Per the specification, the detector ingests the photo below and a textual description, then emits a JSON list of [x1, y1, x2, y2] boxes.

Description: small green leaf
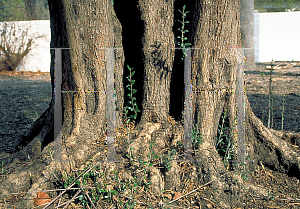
[[131, 71, 135, 76], [183, 5, 186, 10], [132, 80, 135, 85], [79, 195, 84, 201], [185, 21, 189, 24]]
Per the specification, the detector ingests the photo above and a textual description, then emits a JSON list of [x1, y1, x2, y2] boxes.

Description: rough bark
[[137, 0, 175, 124], [190, 1, 243, 207], [0, 0, 124, 207], [0, 0, 299, 208], [124, 0, 178, 195]]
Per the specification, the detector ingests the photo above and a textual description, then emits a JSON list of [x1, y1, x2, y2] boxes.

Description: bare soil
[[0, 64, 300, 208], [0, 71, 52, 156], [245, 62, 300, 134]]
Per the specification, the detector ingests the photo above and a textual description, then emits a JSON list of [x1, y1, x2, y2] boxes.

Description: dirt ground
[[0, 71, 52, 156], [238, 62, 300, 209], [0, 63, 299, 208], [246, 62, 300, 134]]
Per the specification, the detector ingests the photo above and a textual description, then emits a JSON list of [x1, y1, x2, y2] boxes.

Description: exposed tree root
[[1, 107, 300, 208], [247, 99, 300, 178]]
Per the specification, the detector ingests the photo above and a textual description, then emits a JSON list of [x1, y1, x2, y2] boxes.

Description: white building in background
[[0, 12, 299, 73], [254, 11, 300, 62], [0, 20, 50, 72]]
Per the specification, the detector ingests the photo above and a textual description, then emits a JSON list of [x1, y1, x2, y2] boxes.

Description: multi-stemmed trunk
[[0, 0, 299, 208]]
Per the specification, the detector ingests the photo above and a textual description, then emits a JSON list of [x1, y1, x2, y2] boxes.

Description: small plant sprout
[[126, 146, 134, 164], [18, 145, 31, 160], [123, 65, 140, 124], [233, 153, 252, 182], [215, 110, 235, 169], [268, 59, 274, 129], [281, 94, 285, 130], [48, 146, 54, 160], [191, 124, 204, 152], [1, 160, 7, 174], [262, 109, 267, 125], [123, 65, 140, 164], [176, 5, 192, 61]]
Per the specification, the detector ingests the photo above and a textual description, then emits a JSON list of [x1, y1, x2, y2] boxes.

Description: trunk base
[[1, 115, 300, 208]]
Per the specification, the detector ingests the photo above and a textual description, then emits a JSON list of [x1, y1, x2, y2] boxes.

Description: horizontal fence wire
[[50, 47, 247, 164]]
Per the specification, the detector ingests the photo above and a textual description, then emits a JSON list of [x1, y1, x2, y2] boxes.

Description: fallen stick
[[167, 172, 231, 204], [266, 62, 300, 70]]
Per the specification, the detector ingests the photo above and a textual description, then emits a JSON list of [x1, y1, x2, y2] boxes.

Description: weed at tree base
[[215, 109, 235, 169], [214, 109, 253, 182], [176, 5, 192, 61], [0, 160, 7, 174], [45, 5, 256, 207], [123, 65, 140, 164]]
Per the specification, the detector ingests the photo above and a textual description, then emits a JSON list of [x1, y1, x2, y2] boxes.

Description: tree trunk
[[0, 0, 299, 208], [240, 0, 255, 70], [0, 0, 125, 207]]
